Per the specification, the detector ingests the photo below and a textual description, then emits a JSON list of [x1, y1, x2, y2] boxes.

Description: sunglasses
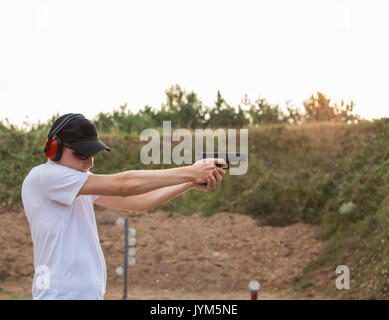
[[64, 145, 96, 160]]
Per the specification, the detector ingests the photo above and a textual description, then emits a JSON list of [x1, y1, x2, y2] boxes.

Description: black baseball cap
[[50, 113, 111, 157]]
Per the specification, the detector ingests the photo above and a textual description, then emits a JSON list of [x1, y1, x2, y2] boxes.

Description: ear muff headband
[[44, 113, 84, 161]]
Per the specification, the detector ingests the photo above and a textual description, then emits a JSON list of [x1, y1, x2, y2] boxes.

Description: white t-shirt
[[21, 161, 106, 300]]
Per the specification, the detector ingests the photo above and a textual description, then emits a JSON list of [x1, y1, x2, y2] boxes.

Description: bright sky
[[0, 0, 388, 128]]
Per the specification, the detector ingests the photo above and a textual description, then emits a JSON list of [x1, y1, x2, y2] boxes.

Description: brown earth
[[0, 208, 326, 300]]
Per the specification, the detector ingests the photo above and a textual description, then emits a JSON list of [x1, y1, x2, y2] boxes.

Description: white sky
[[0, 0, 388, 128]]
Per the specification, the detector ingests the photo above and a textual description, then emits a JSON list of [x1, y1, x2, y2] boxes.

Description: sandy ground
[[0, 208, 326, 300]]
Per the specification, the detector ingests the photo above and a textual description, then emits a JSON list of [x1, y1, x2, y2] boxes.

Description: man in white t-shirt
[[21, 113, 225, 300]]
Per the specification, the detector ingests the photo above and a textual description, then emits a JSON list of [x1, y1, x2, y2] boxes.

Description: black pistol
[[201, 152, 248, 169]]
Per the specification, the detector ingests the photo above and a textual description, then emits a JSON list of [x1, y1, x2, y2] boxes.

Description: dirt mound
[[0, 209, 325, 299]]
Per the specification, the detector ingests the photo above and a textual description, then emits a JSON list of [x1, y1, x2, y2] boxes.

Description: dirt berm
[[0, 209, 325, 299]]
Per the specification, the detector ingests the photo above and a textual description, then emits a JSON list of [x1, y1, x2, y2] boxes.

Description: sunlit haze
[[1, 0, 388, 128]]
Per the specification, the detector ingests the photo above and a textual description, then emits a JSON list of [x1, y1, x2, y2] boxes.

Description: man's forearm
[[114, 166, 194, 196], [127, 182, 193, 211]]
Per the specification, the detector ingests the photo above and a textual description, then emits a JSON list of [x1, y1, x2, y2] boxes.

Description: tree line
[[92, 84, 359, 133]]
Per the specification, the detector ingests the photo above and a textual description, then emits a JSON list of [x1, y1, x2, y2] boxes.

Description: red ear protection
[[44, 135, 63, 161], [43, 113, 84, 161]]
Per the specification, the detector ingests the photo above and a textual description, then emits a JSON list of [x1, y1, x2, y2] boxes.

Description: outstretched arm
[[94, 167, 224, 212], [78, 158, 225, 197]]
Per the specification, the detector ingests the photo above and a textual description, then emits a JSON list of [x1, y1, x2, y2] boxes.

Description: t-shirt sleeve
[[85, 194, 100, 203], [40, 164, 90, 206]]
